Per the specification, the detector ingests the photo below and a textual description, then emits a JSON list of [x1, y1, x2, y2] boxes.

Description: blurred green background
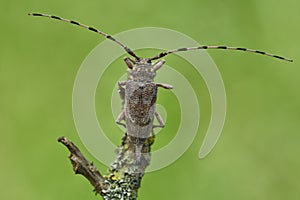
[[1, 0, 299, 199]]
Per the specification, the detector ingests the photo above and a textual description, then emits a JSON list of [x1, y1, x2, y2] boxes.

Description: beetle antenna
[[28, 13, 140, 60], [149, 45, 293, 62]]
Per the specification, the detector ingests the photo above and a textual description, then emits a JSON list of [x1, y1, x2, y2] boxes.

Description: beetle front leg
[[124, 57, 135, 69], [152, 60, 165, 71], [116, 109, 126, 128]]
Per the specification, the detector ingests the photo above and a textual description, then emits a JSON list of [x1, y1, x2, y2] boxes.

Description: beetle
[[29, 13, 292, 163]]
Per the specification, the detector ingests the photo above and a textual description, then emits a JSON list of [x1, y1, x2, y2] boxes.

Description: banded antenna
[[149, 46, 293, 62], [28, 13, 140, 60], [29, 13, 292, 63]]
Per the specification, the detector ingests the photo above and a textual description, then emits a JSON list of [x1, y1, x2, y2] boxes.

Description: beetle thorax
[[127, 59, 156, 82]]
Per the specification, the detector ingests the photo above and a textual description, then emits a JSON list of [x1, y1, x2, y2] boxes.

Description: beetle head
[[125, 58, 165, 82]]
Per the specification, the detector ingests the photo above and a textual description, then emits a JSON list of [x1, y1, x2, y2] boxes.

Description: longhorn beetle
[[29, 13, 292, 163]]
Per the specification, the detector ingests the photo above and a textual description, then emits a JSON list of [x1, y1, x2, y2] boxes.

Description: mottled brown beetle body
[[117, 58, 171, 162], [125, 81, 157, 139], [124, 59, 160, 137]]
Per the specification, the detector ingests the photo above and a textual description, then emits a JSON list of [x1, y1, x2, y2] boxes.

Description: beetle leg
[[124, 57, 135, 69], [153, 112, 165, 128], [152, 60, 165, 71], [118, 81, 127, 102], [116, 109, 126, 128], [157, 83, 173, 89]]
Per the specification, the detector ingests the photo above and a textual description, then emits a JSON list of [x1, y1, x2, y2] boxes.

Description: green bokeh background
[[1, 0, 299, 199]]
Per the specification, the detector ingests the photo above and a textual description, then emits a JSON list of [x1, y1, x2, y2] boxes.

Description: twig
[[57, 137, 105, 194], [58, 134, 154, 200]]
